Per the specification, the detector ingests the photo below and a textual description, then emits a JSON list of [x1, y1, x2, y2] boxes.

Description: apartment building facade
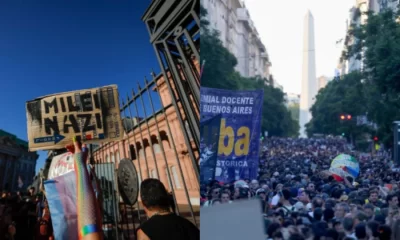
[[337, 0, 399, 75], [202, 0, 273, 82]]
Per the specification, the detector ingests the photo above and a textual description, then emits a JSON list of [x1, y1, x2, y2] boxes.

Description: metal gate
[[91, 0, 200, 239]]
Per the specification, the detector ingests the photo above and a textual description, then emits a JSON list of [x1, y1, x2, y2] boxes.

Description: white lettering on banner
[[201, 95, 221, 104], [231, 106, 252, 114], [217, 160, 248, 167], [201, 95, 256, 114], [202, 105, 254, 115], [202, 105, 232, 114], [221, 97, 254, 105], [201, 95, 255, 105]]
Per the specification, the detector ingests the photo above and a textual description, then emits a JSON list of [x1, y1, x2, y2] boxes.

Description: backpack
[[281, 205, 295, 217]]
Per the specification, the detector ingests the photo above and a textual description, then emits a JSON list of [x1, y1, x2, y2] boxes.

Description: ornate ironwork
[[142, 0, 200, 178]]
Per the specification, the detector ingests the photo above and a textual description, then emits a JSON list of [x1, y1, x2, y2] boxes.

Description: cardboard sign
[[26, 85, 123, 151]]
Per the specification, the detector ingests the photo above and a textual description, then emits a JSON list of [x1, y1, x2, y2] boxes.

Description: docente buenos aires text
[[41, 92, 104, 135], [201, 95, 255, 114]]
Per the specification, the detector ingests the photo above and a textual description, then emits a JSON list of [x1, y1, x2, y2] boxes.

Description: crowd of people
[[201, 137, 400, 240], [0, 186, 53, 240]]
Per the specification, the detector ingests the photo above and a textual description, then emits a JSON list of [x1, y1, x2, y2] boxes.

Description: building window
[[151, 169, 158, 179], [111, 152, 115, 163], [139, 149, 145, 159], [171, 166, 181, 189], [185, 121, 193, 140], [165, 168, 173, 190], [116, 152, 120, 163], [153, 144, 161, 154], [106, 154, 109, 163]]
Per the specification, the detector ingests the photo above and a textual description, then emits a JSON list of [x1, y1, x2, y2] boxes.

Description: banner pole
[[200, 60, 206, 80]]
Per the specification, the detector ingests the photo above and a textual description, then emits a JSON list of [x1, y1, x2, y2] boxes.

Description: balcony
[[260, 52, 269, 60], [237, 8, 253, 30], [255, 36, 265, 50]]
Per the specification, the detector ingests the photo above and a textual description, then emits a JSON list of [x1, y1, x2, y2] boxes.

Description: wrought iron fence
[[92, 70, 200, 239], [91, 1, 200, 239]]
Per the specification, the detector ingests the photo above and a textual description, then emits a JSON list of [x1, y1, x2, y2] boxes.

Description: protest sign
[[48, 152, 74, 179], [200, 199, 265, 240], [200, 87, 263, 182], [26, 85, 123, 151]]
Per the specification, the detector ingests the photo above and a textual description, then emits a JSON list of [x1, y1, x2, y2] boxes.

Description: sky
[[0, 0, 160, 175], [244, 0, 355, 94]]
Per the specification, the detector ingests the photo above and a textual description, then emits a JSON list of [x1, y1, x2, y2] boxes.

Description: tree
[[345, 9, 400, 147], [308, 8, 400, 147], [288, 102, 299, 123], [200, 4, 298, 137], [306, 72, 369, 141], [248, 77, 299, 137]]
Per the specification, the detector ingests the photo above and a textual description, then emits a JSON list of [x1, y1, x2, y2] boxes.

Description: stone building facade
[[0, 129, 38, 192]]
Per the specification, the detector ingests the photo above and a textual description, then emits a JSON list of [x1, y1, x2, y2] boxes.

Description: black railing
[[91, 1, 200, 239]]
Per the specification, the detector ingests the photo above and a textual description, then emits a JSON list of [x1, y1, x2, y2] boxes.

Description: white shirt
[[271, 194, 280, 206]]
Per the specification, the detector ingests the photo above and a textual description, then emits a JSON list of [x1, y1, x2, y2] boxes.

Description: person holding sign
[[66, 137, 103, 240]]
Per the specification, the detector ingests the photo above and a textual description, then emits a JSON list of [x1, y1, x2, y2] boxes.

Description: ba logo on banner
[[218, 119, 249, 156]]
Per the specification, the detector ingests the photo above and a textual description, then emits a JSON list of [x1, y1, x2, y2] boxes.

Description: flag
[[44, 168, 101, 240], [44, 171, 79, 240]]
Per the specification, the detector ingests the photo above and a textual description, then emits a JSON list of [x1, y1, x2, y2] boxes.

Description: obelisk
[[299, 10, 317, 138]]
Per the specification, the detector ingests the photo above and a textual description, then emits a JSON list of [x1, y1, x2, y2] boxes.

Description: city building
[[337, 0, 399, 75], [0, 129, 38, 192], [201, 0, 273, 82], [93, 72, 199, 206], [317, 75, 332, 91], [299, 10, 318, 138]]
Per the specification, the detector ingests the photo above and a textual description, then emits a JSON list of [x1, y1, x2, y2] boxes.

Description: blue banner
[[200, 87, 264, 182], [200, 114, 222, 183]]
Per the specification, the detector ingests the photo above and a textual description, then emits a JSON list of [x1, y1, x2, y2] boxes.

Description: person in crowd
[[386, 194, 398, 211], [136, 178, 199, 240], [201, 137, 400, 239], [220, 191, 232, 204], [367, 190, 384, 209], [202, 185, 220, 207]]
